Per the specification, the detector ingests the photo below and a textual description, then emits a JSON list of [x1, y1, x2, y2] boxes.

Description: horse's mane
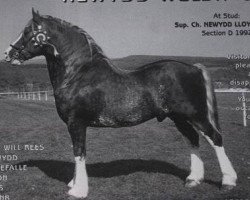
[[42, 15, 131, 73], [41, 16, 184, 74], [42, 16, 106, 63]]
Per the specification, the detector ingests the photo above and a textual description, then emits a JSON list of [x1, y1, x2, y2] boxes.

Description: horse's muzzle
[[4, 55, 22, 65], [4, 51, 24, 65], [11, 59, 22, 65]]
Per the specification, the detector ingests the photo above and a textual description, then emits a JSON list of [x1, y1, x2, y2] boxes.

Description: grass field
[[0, 93, 249, 200]]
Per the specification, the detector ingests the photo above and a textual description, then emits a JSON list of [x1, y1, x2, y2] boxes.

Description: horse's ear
[[32, 8, 41, 23]]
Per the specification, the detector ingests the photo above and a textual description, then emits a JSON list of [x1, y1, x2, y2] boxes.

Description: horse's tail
[[194, 63, 220, 131]]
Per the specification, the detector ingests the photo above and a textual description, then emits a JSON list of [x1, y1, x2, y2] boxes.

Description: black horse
[[4, 9, 237, 199]]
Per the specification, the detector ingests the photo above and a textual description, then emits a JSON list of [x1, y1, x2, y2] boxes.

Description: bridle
[[9, 22, 59, 61], [9, 44, 27, 61]]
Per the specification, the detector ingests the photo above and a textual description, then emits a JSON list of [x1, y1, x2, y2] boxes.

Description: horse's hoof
[[68, 187, 88, 199], [221, 184, 235, 191], [185, 179, 201, 188]]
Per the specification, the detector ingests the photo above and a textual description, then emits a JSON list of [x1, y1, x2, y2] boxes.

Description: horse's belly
[[90, 115, 118, 127], [90, 110, 155, 128]]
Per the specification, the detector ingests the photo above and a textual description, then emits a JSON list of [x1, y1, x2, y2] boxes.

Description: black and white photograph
[[0, 0, 249, 199]]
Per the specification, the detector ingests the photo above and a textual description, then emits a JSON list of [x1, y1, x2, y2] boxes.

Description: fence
[[0, 90, 54, 101], [215, 89, 250, 127]]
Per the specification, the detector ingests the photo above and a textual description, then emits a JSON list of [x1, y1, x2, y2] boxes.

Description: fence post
[[38, 92, 41, 101], [45, 91, 48, 101], [242, 92, 247, 127]]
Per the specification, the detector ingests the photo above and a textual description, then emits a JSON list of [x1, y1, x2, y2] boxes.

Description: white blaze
[[5, 33, 23, 53]]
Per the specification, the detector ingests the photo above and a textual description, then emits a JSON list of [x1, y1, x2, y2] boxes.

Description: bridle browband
[[10, 22, 59, 61]]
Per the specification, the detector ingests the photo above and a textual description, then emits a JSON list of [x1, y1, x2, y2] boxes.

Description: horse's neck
[[44, 33, 118, 89], [44, 35, 90, 89], [45, 56, 65, 89], [54, 29, 92, 65], [45, 54, 112, 91]]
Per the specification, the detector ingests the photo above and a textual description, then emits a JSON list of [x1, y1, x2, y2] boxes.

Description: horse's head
[[4, 8, 58, 65]]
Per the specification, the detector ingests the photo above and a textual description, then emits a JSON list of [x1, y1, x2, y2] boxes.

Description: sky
[[0, 0, 250, 59]]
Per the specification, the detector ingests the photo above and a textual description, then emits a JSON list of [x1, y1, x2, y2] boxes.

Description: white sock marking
[[214, 146, 237, 186], [68, 156, 88, 198], [204, 135, 237, 186], [187, 149, 204, 182]]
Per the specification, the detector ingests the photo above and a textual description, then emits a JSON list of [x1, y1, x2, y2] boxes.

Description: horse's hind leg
[[67, 121, 88, 198], [194, 121, 237, 189], [171, 116, 204, 187]]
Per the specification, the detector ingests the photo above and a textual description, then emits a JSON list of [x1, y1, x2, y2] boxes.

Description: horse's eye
[[14, 52, 19, 57], [24, 29, 30, 36]]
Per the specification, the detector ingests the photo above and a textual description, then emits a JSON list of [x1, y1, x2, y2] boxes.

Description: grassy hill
[[113, 55, 232, 69], [0, 55, 249, 92]]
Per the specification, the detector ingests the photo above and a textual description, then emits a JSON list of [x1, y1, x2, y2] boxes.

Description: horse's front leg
[[67, 122, 88, 198]]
